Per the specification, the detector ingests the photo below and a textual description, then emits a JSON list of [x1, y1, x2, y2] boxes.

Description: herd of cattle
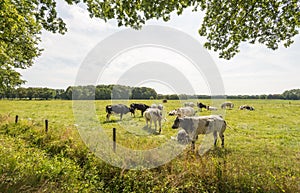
[[105, 101, 254, 150]]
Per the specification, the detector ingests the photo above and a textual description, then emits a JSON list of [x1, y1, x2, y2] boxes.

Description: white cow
[[221, 102, 234, 109], [176, 106, 195, 117], [172, 115, 227, 150], [151, 104, 164, 110], [144, 108, 163, 134], [207, 106, 218, 111], [184, 102, 195, 107], [171, 129, 190, 144]]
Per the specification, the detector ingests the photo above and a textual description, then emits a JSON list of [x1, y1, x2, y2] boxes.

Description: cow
[[144, 108, 163, 134], [221, 102, 234, 109], [171, 129, 190, 144], [207, 106, 218, 111], [106, 104, 134, 121], [184, 102, 195, 107], [151, 104, 164, 111], [239, 105, 255, 111], [168, 109, 178, 116], [197, 102, 207, 111], [172, 115, 227, 150], [176, 106, 195, 117], [130, 103, 150, 117]]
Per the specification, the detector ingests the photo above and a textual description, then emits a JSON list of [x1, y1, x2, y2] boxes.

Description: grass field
[[0, 99, 299, 192]]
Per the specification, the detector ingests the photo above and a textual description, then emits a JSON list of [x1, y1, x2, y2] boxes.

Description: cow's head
[[129, 107, 135, 114], [172, 116, 181, 129], [172, 116, 193, 131], [130, 103, 137, 109]]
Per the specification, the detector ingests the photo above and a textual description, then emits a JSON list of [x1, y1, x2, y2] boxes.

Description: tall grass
[[0, 99, 299, 192]]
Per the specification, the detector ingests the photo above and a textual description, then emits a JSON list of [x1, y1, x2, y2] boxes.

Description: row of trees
[[1, 85, 158, 100], [1, 85, 300, 100]]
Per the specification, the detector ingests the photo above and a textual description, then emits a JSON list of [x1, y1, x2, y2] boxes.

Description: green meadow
[[0, 99, 299, 192]]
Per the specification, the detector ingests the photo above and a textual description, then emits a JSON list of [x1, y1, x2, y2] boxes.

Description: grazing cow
[[172, 115, 227, 150], [151, 104, 164, 111], [221, 102, 234, 109], [168, 109, 178, 116], [130, 103, 150, 116], [176, 106, 195, 117], [207, 106, 218, 111], [106, 104, 134, 121], [239, 105, 255, 111], [171, 129, 190, 144], [197, 102, 207, 111], [144, 108, 163, 133], [184, 102, 195, 107], [162, 99, 168, 103]]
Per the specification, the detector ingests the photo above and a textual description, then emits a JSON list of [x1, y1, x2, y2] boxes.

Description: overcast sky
[[20, 1, 300, 95]]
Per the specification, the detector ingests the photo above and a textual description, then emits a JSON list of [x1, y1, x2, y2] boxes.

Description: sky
[[20, 0, 300, 95]]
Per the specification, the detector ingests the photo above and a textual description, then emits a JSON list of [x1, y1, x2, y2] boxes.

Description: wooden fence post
[[45, 119, 48, 133], [113, 128, 116, 152], [15, 115, 18, 124]]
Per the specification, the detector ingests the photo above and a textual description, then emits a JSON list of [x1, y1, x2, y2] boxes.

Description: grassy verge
[[0, 99, 299, 192]]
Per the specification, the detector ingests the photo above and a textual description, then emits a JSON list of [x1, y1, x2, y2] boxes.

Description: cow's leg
[[154, 121, 157, 132], [220, 133, 225, 147], [213, 131, 218, 146], [106, 113, 110, 121], [120, 113, 123, 120], [191, 141, 195, 151], [141, 110, 144, 117], [158, 120, 161, 134], [145, 117, 149, 127]]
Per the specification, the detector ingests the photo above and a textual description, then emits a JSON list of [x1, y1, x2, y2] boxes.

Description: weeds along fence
[[14, 115, 49, 133], [12, 114, 118, 152]]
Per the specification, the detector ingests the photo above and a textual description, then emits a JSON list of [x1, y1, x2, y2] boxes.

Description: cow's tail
[[225, 122, 238, 131]]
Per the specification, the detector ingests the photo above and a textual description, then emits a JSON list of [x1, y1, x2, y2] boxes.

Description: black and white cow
[[197, 102, 207, 111], [168, 109, 178, 116], [106, 104, 134, 121], [172, 115, 227, 150], [130, 103, 150, 117], [239, 105, 255, 111]]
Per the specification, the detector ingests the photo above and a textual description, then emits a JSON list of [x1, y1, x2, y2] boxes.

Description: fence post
[[15, 115, 18, 124], [45, 119, 48, 133], [113, 128, 116, 152]]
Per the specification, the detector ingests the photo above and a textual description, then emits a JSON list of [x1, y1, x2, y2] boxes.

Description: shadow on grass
[[103, 120, 120, 124], [204, 146, 232, 158], [142, 125, 161, 135]]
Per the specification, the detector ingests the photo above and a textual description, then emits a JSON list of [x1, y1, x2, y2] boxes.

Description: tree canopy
[[1, 0, 299, 92], [83, 0, 300, 59], [0, 0, 67, 93]]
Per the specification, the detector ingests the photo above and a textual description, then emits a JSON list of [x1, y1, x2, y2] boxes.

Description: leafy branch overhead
[[82, 0, 300, 59], [0, 0, 299, 92]]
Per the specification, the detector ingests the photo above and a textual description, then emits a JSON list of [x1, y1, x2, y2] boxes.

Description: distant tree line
[[1, 85, 299, 100], [0, 85, 158, 100]]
